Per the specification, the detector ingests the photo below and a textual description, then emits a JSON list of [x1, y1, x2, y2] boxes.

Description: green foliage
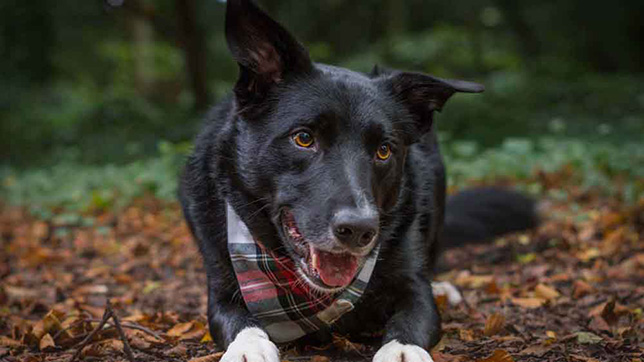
[[1, 141, 192, 213], [2, 137, 641, 213], [443, 137, 644, 203]]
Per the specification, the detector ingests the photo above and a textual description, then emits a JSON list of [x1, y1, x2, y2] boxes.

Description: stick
[[69, 304, 113, 362], [86, 319, 163, 341], [107, 301, 136, 362]]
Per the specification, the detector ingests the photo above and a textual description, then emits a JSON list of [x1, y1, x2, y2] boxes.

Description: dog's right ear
[[226, 0, 312, 108]]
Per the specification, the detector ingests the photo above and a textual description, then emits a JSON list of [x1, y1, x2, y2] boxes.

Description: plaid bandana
[[227, 203, 380, 343]]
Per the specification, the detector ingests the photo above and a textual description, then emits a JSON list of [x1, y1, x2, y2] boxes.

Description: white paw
[[431, 281, 463, 305], [373, 340, 434, 362], [221, 327, 280, 362]]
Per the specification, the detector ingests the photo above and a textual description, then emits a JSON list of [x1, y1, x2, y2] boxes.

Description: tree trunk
[[175, 0, 209, 111], [128, 0, 153, 96]]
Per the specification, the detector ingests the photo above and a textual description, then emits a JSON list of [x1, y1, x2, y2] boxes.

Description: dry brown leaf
[[101, 339, 124, 353], [484, 313, 506, 337], [32, 310, 65, 340], [535, 284, 560, 301], [4, 286, 39, 300], [38, 333, 55, 352], [188, 352, 224, 362], [476, 349, 515, 362], [518, 345, 551, 357], [572, 280, 594, 298], [201, 331, 213, 343], [454, 272, 494, 288], [570, 353, 601, 362], [431, 352, 467, 362], [164, 344, 188, 357], [310, 356, 330, 362], [183, 321, 207, 340], [459, 329, 475, 342], [511, 297, 545, 309], [332, 334, 365, 353], [129, 335, 151, 350], [0, 336, 22, 348], [545, 331, 557, 344], [167, 321, 196, 337], [434, 294, 448, 313], [485, 281, 501, 295]]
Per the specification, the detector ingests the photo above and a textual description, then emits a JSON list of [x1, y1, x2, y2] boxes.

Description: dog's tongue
[[310, 247, 359, 287]]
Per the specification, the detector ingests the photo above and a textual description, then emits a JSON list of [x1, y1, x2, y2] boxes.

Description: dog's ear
[[226, 0, 312, 106], [378, 71, 484, 134]]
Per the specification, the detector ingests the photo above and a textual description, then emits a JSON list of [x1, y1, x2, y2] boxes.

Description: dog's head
[[225, 0, 483, 292]]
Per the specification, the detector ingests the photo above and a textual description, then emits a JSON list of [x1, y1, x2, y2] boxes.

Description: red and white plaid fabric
[[227, 204, 380, 343]]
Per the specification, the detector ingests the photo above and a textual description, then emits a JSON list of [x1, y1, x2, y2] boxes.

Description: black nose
[[332, 209, 378, 248]]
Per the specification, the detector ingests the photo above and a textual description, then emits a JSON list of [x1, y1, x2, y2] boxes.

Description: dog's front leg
[[373, 276, 440, 362], [221, 327, 279, 362], [207, 279, 279, 362]]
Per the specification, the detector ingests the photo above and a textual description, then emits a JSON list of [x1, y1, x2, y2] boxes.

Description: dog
[[179, 1, 538, 361]]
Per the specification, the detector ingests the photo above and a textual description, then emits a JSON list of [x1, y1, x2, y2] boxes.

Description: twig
[[69, 304, 113, 362], [108, 301, 136, 362], [87, 318, 163, 341]]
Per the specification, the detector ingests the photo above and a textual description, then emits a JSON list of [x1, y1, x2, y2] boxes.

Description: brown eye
[[376, 143, 392, 161], [293, 131, 314, 148]]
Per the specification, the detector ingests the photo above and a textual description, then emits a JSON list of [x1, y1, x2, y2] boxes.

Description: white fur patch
[[431, 281, 463, 305], [373, 340, 434, 362], [221, 327, 280, 362]]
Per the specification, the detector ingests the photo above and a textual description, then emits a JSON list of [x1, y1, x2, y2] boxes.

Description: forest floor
[[1, 170, 642, 362]]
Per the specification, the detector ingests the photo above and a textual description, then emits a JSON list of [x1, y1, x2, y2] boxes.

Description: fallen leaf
[[167, 321, 196, 337], [476, 349, 514, 362], [511, 297, 545, 309], [545, 330, 557, 344], [201, 331, 213, 343], [164, 344, 188, 357], [459, 329, 475, 342], [518, 345, 551, 357], [572, 280, 593, 298], [589, 315, 610, 332], [484, 313, 505, 337], [39, 333, 56, 351], [310, 356, 330, 362], [188, 352, 224, 362], [535, 284, 560, 301], [431, 352, 467, 362], [434, 294, 448, 313], [575, 331, 603, 344], [332, 334, 365, 353], [517, 253, 536, 264], [101, 339, 124, 353], [31, 310, 65, 341], [485, 281, 501, 295], [454, 272, 494, 288], [570, 354, 601, 362], [0, 336, 22, 348]]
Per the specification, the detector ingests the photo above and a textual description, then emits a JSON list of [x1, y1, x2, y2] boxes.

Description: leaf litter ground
[[1, 172, 642, 362]]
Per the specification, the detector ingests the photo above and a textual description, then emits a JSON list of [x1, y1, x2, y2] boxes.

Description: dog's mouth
[[280, 209, 361, 291]]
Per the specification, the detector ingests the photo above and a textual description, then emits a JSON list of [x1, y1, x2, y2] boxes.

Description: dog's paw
[[373, 340, 433, 362], [221, 327, 280, 362], [431, 281, 463, 305]]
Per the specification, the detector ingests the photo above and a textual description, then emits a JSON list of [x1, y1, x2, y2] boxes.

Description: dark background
[[1, 0, 642, 209]]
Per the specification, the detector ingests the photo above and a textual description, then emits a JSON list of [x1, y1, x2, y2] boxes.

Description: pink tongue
[[310, 247, 359, 287]]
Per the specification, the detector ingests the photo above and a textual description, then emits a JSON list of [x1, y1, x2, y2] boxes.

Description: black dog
[[179, 1, 537, 361]]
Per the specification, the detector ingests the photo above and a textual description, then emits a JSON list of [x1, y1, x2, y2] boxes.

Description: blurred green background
[[1, 0, 643, 211]]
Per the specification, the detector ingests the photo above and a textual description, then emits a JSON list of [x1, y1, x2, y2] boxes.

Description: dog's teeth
[[311, 249, 318, 268]]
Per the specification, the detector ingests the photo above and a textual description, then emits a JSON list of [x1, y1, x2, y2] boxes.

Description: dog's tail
[[442, 187, 539, 248]]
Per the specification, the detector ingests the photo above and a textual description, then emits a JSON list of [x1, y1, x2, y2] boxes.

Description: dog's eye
[[376, 143, 392, 161], [293, 131, 314, 148]]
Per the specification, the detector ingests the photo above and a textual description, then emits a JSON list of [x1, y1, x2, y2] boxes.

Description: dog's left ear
[[226, 0, 313, 107], [377, 71, 484, 134]]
